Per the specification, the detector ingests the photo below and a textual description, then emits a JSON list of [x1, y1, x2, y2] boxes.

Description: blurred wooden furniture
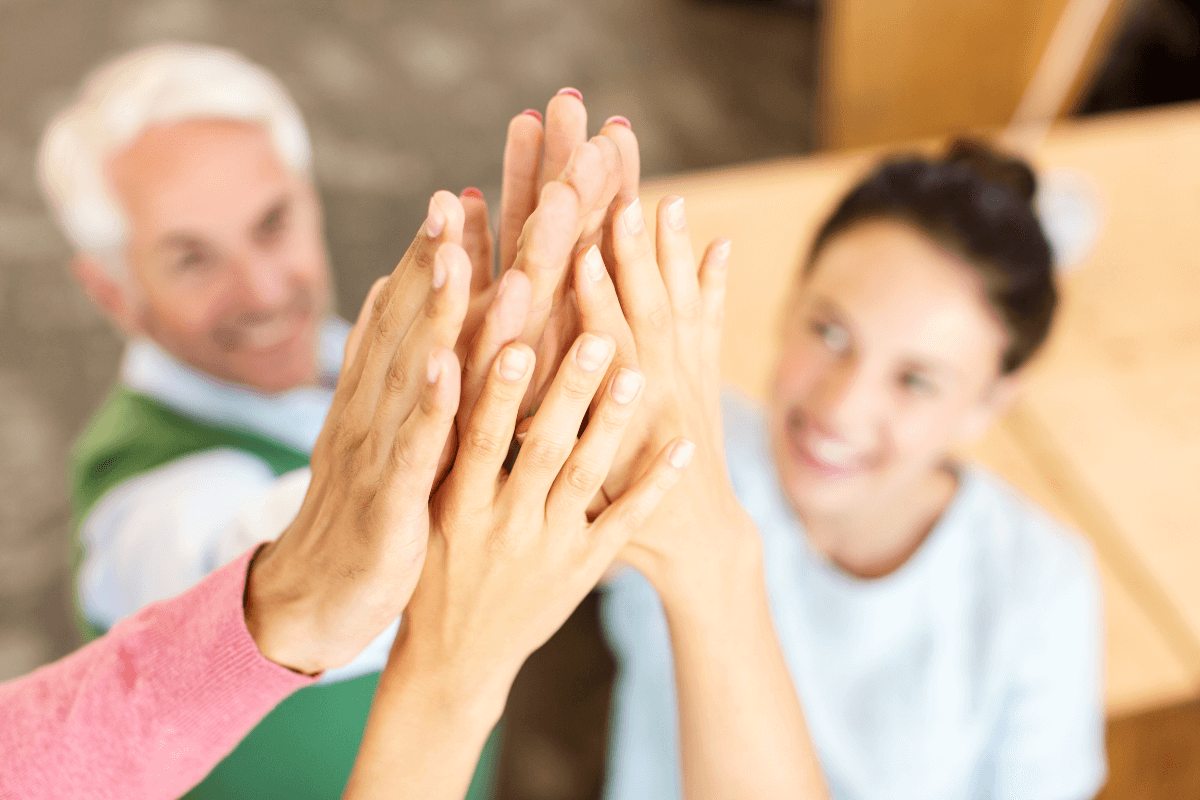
[[640, 100, 1200, 794], [818, 0, 1128, 149]]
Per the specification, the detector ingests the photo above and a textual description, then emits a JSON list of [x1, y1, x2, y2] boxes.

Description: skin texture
[[81, 119, 332, 393], [771, 218, 1017, 578]]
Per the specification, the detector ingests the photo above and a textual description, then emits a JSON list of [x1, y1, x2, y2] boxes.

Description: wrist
[[383, 621, 513, 731], [650, 510, 766, 615], [243, 541, 326, 676]]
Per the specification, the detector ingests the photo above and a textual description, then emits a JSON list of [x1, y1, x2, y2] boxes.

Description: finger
[[589, 438, 693, 555], [597, 119, 641, 270], [573, 244, 638, 400], [369, 242, 472, 455], [573, 136, 624, 254], [499, 110, 543, 274], [460, 187, 494, 291], [510, 180, 582, 346], [598, 116, 640, 206], [610, 197, 673, 364], [508, 332, 615, 500], [698, 238, 732, 402], [342, 276, 388, 377], [546, 365, 644, 522], [459, 269, 532, 440], [541, 88, 588, 190], [336, 191, 466, 427], [380, 347, 461, 519], [655, 195, 703, 353], [448, 342, 536, 505]]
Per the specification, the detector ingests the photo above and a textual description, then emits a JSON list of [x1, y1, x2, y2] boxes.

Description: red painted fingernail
[[557, 87, 583, 101], [522, 108, 543, 122], [604, 115, 631, 129], [461, 187, 483, 200]]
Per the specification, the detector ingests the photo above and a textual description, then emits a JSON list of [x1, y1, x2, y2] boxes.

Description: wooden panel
[[818, 0, 1124, 149], [967, 419, 1198, 716], [1013, 104, 1200, 656]]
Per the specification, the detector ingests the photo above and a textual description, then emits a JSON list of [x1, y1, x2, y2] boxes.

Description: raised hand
[[243, 191, 472, 677], [343, 327, 691, 800], [576, 194, 829, 799]]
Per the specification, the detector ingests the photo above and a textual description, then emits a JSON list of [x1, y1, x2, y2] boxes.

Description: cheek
[[772, 339, 825, 402], [887, 399, 973, 466]]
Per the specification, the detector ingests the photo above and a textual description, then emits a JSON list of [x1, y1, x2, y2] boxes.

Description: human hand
[[396, 328, 692, 715], [243, 191, 473, 676], [575, 193, 755, 592]]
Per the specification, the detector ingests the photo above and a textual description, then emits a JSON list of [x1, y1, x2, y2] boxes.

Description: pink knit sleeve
[[0, 546, 316, 800]]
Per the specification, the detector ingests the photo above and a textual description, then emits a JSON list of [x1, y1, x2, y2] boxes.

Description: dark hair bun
[[945, 138, 1038, 203]]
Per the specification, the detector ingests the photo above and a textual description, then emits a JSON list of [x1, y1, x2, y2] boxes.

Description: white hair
[[37, 42, 312, 277]]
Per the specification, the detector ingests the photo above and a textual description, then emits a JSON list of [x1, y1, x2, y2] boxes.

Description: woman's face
[[771, 219, 1015, 520]]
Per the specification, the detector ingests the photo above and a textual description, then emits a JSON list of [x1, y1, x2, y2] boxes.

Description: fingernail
[[557, 87, 583, 101], [515, 429, 528, 443], [425, 196, 445, 238], [712, 238, 732, 263], [499, 347, 529, 381], [666, 197, 686, 231], [427, 352, 442, 384], [610, 368, 642, 405], [583, 245, 605, 282], [623, 198, 644, 234], [461, 187, 483, 200], [522, 108, 543, 122], [432, 250, 448, 290], [668, 439, 695, 469], [604, 115, 631, 129], [576, 334, 613, 372]]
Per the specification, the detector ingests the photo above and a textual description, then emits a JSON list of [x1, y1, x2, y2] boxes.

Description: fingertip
[[662, 195, 686, 233], [708, 238, 732, 265], [667, 438, 696, 470], [497, 343, 534, 382]]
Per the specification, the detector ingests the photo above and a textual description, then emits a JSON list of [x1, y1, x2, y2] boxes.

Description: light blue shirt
[[601, 391, 1106, 800]]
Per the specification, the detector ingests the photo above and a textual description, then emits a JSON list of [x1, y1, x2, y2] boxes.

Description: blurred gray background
[[0, 0, 817, 702]]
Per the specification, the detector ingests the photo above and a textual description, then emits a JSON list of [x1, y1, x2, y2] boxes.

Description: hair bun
[[944, 138, 1037, 203]]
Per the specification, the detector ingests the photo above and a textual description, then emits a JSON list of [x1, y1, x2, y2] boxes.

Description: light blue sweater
[[602, 391, 1106, 800]]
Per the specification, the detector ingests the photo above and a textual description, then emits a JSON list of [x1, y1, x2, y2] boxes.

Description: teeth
[[244, 316, 293, 349], [811, 438, 858, 468]]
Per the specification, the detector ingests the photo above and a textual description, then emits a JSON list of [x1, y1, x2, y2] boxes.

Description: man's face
[[108, 118, 331, 393]]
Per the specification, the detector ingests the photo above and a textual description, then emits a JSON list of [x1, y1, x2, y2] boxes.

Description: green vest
[[71, 386, 499, 800]]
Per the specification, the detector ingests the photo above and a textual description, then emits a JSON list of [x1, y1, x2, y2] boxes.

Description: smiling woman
[[601, 141, 1106, 800]]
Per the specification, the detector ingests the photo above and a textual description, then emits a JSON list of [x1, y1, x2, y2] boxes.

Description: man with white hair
[[39, 42, 504, 799]]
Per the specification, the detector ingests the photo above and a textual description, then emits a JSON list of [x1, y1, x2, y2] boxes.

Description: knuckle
[[464, 426, 509, 462], [563, 459, 602, 495], [383, 357, 412, 397], [559, 375, 598, 405], [522, 436, 565, 474], [676, 292, 703, 322], [645, 298, 673, 332]]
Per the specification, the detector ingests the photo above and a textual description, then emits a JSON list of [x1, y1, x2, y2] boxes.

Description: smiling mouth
[[785, 409, 869, 478]]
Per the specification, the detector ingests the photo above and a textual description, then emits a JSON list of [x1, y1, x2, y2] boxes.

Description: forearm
[[342, 628, 512, 800], [0, 548, 312, 800], [656, 527, 828, 800]]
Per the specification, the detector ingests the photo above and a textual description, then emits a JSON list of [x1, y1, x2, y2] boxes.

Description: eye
[[899, 370, 937, 395], [811, 320, 850, 354], [175, 248, 211, 272], [256, 203, 289, 243]]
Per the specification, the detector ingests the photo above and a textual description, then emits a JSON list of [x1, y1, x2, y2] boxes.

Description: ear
[[71, 255, 145, 337], [956, 373, 1021, 442]]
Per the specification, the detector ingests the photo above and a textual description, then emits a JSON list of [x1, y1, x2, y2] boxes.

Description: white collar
[[120, 317, 349, 454]]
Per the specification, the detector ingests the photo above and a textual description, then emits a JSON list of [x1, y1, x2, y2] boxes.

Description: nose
[[230, 247, 289, 312], [807, 356, 882, 440]]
